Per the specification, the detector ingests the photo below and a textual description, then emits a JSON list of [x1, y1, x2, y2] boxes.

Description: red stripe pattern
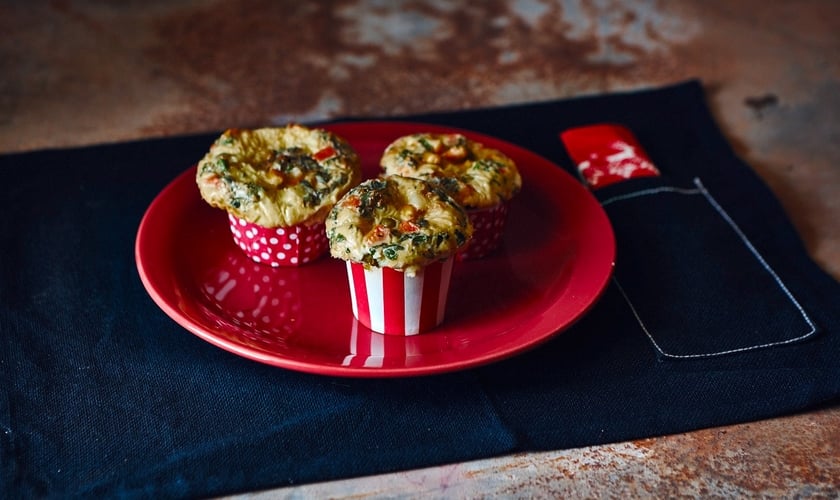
[[346, 259, 454, 335]]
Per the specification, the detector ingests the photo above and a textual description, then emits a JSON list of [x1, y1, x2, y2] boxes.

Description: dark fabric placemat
[[2, 80, 838, 498]]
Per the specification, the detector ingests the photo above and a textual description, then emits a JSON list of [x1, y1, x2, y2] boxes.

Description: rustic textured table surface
[[3, 1, 838, 497]]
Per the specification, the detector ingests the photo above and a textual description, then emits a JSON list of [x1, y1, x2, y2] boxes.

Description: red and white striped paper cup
[[345, 259, 455, 335], [227, 214, 329, 267], [458, 201, 510, 260]]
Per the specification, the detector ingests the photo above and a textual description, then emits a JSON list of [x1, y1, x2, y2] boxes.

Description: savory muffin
[[379, 132, 520, 259], [379, 132, 521, 210], [196, 125, 361, 227], [195, 125, 361, 266], [326, 175, 473, 277]]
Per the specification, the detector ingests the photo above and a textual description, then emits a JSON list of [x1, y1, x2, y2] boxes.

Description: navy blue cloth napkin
[[2, 80, 839, 498]]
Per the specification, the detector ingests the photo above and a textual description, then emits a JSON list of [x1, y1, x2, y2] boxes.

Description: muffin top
[[379, 133, 521, 209], [196, 125, 361, 227], [326, 175, 473, 275]]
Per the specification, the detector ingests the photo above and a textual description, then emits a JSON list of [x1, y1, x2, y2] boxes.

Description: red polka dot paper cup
[[458, 201, 510, 260], [345, 259, 455, 336], [228, 214, 329, 267]]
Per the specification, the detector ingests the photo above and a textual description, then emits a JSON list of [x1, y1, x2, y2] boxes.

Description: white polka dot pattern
[[201, 251, 303, 343], [227, 214, 328, 267], [458, 201, 510, 260]]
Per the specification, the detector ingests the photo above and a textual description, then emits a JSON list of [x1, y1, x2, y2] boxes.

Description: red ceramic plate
[[135, 122, 615, 377]]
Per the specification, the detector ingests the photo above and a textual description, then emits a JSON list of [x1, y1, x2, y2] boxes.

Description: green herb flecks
[[275, 147, 320, 174], [436, 177, 461, 197], [328, 230, 346, 246], [314, 170, 333, 189], [298, 180, 322, 207], [200, 157, 229, 176], [358, 180, 388, 217], [228, 181, 261, 209], [471, 159, 504, 172], [409, 234, 429, 247], [380, 243, 404, 260], [397, 148, 418, 167]]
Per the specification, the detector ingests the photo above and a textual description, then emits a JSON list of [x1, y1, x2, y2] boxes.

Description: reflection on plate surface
[[135, 121, 615, 377]]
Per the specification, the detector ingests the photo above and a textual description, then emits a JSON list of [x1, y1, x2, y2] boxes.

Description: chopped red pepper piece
[[312, 146, 336, 162], [398, 220, 420, 233], [342, 194, 361, 207], [365, 224, 390, 244]]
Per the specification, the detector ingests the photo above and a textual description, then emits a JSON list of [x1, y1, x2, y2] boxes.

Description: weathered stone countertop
[[3, 1, 838, 497]]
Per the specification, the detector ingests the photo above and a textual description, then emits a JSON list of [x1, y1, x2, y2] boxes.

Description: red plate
[[135, 122, 615, 377]]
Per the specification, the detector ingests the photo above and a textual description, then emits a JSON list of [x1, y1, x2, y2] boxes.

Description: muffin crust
[[196, 125, 361, 227]]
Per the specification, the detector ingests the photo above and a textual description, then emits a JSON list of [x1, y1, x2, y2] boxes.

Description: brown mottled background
[[3, 0, 839, 279], [2, 0, 838, 496]]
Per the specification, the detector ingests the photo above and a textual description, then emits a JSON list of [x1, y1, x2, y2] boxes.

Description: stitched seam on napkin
[[601, 185, 701, 206], [603, 177, 818, 359]]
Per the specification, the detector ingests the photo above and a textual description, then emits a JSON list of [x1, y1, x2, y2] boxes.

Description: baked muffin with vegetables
[[380, 132, 521, 259], [326, 175, 472, 335], [196, 125, 361, 266]]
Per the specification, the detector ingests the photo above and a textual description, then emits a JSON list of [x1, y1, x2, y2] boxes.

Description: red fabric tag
[[560, 124, 660, 189]]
